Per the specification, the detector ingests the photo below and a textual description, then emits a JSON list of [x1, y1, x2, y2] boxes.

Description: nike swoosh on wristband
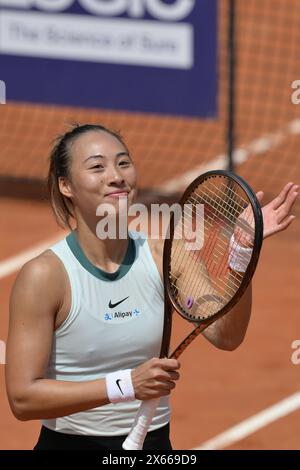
[[116, 379, 124, 395], [109, 296, 129, 309]]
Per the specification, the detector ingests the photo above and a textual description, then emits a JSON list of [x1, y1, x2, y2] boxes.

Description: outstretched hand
[[256, 182, 299, 239]]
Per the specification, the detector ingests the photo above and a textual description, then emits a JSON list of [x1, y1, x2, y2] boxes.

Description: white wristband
[[105, 369, 135, 404], [228, 234, 253, 273]]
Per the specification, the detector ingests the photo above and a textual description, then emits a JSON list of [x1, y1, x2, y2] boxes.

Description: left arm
[[202, 182, 299, 350], [149, 234, 252, 351], [201, 277, 252, 351]]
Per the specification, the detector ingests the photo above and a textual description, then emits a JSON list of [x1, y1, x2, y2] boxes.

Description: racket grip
[[122, 398, 160, 450]]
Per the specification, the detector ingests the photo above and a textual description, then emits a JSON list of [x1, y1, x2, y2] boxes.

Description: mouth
[[104, 190, 129, 198]]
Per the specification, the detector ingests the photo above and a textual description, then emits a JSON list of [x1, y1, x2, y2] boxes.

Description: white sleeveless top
[[42, 231, 170, 436]]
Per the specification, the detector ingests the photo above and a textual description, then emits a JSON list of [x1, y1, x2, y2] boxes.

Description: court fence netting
[[0, 1, 299, 225]]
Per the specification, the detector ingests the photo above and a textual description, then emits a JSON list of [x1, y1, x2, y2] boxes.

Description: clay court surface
[[1, 0, 300, 450], [0, 195, 299, 450]]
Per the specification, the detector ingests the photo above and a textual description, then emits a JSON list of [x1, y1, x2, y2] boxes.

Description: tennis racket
[[123, 170, 263, 450]]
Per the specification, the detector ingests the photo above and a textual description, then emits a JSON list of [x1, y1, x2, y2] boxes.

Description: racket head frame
[[162, 169, 264, 330]]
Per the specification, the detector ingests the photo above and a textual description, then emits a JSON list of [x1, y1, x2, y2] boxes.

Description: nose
[[107, 164, 125, 186]]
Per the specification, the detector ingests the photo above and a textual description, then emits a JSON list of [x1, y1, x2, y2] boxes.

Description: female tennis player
[[5, 124, 298, 450]]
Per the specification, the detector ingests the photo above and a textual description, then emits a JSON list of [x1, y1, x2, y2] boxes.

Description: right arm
[[5, 253, 179, 421]]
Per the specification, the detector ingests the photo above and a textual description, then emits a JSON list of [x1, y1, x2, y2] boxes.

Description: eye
[[91, 164, 104, 170], [119, 160, 131, 167]]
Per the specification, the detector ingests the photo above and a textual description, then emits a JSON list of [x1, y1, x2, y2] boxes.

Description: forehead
[[71, 130, 127, 159]]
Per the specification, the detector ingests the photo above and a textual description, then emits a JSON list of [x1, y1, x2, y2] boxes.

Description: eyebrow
[[84, 152, 129, 163]]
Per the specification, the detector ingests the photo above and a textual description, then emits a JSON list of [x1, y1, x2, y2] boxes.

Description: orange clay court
[[0, 184, 300, 451], [1, 0, 300, 450]]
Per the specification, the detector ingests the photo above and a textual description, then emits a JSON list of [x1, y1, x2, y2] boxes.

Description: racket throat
[[170, 323, 208, 359]]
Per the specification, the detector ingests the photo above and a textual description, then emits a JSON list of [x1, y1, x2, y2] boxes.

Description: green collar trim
[[66, 231, 136, 281]]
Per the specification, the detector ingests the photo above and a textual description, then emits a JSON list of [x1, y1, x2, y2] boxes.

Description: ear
[[58, 176, 73, 199]]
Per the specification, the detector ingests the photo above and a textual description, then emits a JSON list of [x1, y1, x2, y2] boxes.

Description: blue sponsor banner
[[0, 0, 217, 117]]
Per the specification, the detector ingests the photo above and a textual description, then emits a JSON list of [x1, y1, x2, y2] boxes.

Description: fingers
[[255, 191, 264, 204], [276, 184, 299, 221], [155, 380, 177, 392], [270, 182, 297, 210], [275, 214, 296, 233], [158, 358, 180, 371], [151, 358, 180, 381], [132, 357, 181, 401], [152, 387, 174, 398], [169, 371, 180, 381], [155, 369, 180, 381]]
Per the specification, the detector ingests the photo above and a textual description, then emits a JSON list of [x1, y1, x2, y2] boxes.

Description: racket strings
[[169, 177, 256, 321], [178, 196, 236, 306], [174, 186, 255, 261], [174, 185, 253, 246], [172, 211, 251, 284], [192, 185, 254, 274], [173, 204, 235, 267], [170, 238, 241, 288], [190, 186, 251, 228], [172, 198, 248, 287], [172, 209, 232, 290], [191, 181, 248, 216], [190, 186, 255, 275], [170, 238, 239, 314], [195, 187, 254, 236]]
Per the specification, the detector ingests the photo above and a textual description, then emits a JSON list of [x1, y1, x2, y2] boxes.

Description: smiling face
[[58, 130, 137, 226]]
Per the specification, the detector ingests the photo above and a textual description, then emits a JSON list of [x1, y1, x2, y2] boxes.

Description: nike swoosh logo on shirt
[[109, 296, 129, 309], [116, 379, 124, 395]]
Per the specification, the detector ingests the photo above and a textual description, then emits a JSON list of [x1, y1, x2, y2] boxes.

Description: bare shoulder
[[14, 249, 64, 285], [147, 237, 164, 256], [7, 251, 67, 395], [11, 249, 66, 311], [147, 237, 164, 279]]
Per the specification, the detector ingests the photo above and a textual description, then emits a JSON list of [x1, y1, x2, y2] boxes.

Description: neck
[[74, 219, 129, 273]]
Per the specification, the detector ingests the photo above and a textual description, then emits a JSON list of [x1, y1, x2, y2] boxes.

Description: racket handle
[[122, 398, 160, 450]]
